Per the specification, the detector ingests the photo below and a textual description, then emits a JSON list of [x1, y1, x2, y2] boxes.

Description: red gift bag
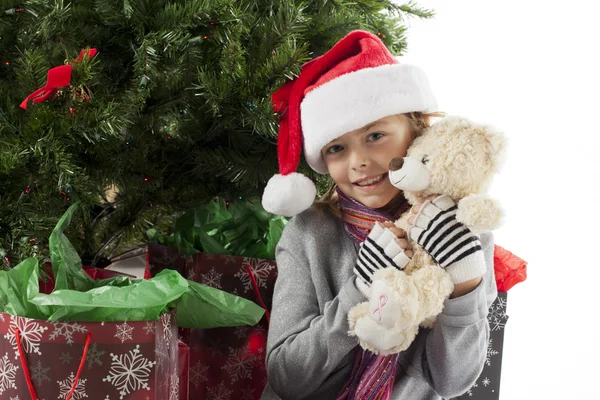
[[0, 310, 181, 400], [147, 244, 276, 400]]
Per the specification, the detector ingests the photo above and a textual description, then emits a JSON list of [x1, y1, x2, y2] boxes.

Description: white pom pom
[[262, 173, 317, 217]]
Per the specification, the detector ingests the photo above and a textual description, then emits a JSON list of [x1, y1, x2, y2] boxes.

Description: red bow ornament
[[20, 48, 97, 110]]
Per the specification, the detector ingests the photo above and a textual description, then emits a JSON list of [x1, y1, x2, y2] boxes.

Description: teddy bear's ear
[[483, 127, 508, 173]]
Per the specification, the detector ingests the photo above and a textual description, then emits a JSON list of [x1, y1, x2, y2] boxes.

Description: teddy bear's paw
[[354, 315, 417, 355], [367, 279, 403, 329], [347, 302, 371, 333], [369, 270, 421, 329], [456, 194, 505, 233]]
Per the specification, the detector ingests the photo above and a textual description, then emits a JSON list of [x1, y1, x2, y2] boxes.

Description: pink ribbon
[[372, 294, 389, 322]]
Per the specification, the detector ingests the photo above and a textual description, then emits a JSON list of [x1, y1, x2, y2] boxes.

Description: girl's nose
[[352, 162, 367, 170], [389, 157, 404, 171], [351, 156, 369, 170], [350, 150, 369, 170]]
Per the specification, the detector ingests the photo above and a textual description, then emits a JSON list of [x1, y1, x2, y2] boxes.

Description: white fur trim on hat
[[301, 63, 437, 174], [261, 172, 317, 217]]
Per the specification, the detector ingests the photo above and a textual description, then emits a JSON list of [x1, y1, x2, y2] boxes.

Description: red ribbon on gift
[[493, 244, 528, 292], [20, 48, 97, 110]]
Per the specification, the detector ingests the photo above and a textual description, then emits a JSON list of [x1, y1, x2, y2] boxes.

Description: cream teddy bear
[[348, 116, 507, 355]]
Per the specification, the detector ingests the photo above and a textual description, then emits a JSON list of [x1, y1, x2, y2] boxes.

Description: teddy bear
[[347, 115, 508, 355]]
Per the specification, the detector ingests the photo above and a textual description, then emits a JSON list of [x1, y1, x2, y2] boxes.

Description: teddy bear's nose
[[389, 157, 404, 171]]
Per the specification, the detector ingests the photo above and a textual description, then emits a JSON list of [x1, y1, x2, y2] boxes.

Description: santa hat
[[262, 30, 438, 217]]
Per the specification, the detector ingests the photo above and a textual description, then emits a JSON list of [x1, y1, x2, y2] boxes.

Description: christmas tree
[[0, 0, 434, 268]]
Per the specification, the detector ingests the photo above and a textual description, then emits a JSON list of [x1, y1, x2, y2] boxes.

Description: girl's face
[[321, 114, 414, 209]]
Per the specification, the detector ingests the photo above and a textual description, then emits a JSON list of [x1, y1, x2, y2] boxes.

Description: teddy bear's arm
[[456, 193, 504, 233]]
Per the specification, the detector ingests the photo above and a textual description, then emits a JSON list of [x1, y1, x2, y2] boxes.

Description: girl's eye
[[326, 144, 344, 154], [368, 132, 384, 141]]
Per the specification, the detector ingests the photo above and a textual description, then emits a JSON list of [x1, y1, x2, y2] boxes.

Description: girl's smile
[[352, 172, 389, 191]]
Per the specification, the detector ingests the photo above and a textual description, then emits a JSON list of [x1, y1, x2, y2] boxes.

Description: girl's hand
[[407, 194, 438, 226], [379, 221, 413, 258]]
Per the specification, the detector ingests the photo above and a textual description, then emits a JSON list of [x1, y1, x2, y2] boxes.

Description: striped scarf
[[336, 187, 410, 400], [337, 187, 409, 246]]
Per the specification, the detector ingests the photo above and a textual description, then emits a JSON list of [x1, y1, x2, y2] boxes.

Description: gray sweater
[[261, 206, 497, 400]]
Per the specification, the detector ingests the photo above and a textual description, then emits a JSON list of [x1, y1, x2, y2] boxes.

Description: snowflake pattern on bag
[[30, 360, 51, 387], [103, 345, 157, 399], [234, 258, 275, 293], [206, 381, 233, 400], [201, 268, 223, 289], [4, 316, 48, 359], [86, 343, 105, 369], [221, 344, 257, 384], [486, 338, 500, 366], [160, 313, 172, 349], [190, 361, 209, 389], [143, 321, 155, 335], [0, 353, 19, 394], [114, 322, 134, 343], [49, 322, 87, 346], [57, 372, 87, 399], [168, 371, 179, 400], [59, 352, 72, 365], [233, 326, 248, 339], [488, 295, 508, 331]]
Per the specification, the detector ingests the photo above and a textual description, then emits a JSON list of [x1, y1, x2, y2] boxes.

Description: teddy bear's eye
[[421, 156, 429, 164]]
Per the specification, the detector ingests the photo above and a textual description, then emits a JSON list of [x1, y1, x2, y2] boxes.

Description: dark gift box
[[452, 244, 527, 399], [453, 291, 509, 399]]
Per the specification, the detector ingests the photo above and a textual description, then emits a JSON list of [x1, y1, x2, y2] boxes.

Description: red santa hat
[[262, 30, 437, 217]]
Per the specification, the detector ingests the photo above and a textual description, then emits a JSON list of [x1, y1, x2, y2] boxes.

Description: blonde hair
[[312, 111, 446, 218]]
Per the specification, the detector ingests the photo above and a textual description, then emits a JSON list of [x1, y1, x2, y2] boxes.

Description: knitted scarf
[[335, 187, 410, 400]]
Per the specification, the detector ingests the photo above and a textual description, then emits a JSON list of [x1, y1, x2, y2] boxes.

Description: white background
[[397, 1, 600, 398]]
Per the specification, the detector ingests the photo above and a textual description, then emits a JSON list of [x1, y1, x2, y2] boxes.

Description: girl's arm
[[451, 276, 483, 298], [264, 215, 365, 400], [398, 231, 497, 398]]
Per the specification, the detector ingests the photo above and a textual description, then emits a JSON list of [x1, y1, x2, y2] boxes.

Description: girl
[[261, 30, 497, 400]]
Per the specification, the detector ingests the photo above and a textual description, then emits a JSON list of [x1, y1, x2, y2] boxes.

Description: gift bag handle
[[15, 327, 92, 400], [244, 264, 271, 324]]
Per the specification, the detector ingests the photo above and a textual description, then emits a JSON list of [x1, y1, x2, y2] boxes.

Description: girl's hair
[[312, 111, 446, 218]]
